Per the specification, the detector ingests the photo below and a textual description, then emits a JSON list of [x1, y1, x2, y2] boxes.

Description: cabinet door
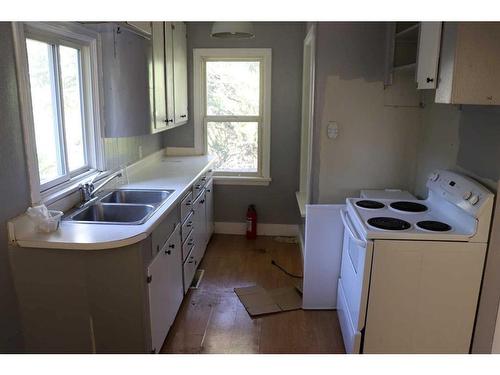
[[205, 179, 214, 246], [172, 22, 189, 125], [151, 22, 167, 133], [164, 225, 183, 328], [147, 224, 183, 353], [416, 22, 442, 89], [192, 193, 206, 263], [164, 22, 175, 125], [453, 22, 500, 105]]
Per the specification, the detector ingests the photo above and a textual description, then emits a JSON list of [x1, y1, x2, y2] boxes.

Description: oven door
[[339, 208, 374, 332]]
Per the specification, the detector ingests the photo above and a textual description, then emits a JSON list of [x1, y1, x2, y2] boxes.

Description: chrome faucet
[[80, 171, 123, 203]]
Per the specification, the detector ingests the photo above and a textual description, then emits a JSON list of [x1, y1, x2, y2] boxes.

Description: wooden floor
[[161, 234, 345, 354]]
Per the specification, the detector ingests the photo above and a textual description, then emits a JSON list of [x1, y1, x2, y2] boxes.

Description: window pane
[[60, 46, 86, 172], [207, 122, 258, 172], [26, 39, 64, 184], [206, 61, 260, 116]]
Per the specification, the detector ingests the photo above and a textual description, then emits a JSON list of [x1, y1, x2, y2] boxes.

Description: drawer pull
[[185, 200, 192, 206], [165, 250, 171, 255], [180, 114, 187, 118], [169, 244, 175, 249], [186, 221, 193, 227]]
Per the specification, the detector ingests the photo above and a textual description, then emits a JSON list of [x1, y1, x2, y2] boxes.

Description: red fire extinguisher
[[246, 204, 257, 239]]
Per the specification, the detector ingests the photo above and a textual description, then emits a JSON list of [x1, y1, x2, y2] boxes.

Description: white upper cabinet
[[385, 22, 442, 90], [151, 22, 168, 133], [172, 22, 189, 125], [126, 22, 152, 36], [416, 22, 442, 89], [150, 22, 189, 133], [436, 22, 500, 105]]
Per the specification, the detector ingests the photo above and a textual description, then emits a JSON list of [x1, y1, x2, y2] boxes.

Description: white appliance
[[303, 204, 344, 309], [360, 189, 416, 200], [337, 170, 494, 354]]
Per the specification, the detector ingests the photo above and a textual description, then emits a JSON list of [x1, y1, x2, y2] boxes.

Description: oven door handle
[[340, 208, 366, 247]]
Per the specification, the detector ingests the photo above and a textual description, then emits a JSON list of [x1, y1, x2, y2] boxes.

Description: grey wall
[[311, 22, 422, 204], [0, 22, 31, 352], [414, 90, 500, 353], [164, 22, 305, 224], [415, 91, 499, 196]]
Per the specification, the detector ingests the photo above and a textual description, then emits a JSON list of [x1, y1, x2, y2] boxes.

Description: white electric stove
[[337, 170, 494, 354]]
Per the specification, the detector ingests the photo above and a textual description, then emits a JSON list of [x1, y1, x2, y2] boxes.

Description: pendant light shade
[[210, 22, 255, 39]]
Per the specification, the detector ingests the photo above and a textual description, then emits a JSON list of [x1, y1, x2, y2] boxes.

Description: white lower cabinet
[[147, 224, 183, 353], [192, 191, 206, 262], [204, 179, 214, 247]]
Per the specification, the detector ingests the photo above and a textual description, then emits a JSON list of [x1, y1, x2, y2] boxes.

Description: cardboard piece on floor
[[234, 285, 302, 317]]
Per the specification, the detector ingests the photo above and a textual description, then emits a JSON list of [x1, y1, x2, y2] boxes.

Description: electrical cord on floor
[[271, 259, 303, 279]]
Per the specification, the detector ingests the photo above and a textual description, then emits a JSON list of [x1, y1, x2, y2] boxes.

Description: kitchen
[[2, 0, 500, 372]]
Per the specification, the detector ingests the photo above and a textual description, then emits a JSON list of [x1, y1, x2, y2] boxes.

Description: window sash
[[205, 117, 262, 176], [25, 32, 92, 192], [202, 57, 265, 176]]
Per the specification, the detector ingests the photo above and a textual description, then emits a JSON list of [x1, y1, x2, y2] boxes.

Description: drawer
[[192, 178, 205, 199], [181, 212, 194, 242], [151, 205, 180, 258], [180, 191, 193, 223], [337, 279, 362, 354], [182, 229, 195, 262], [183, 248, 198, 293]]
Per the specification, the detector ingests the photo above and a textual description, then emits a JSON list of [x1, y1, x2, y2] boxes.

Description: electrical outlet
[[327, 121, 339, 139]]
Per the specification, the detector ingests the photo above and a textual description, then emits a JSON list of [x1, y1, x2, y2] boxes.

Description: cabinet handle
[[188, 239, 194, 245], [165, 250, 171, 255], [186, 222, 192, 227], [169, 243, 175, 249], [185, 200, 192, 206], [200, 199, 205, 204], [166, 118, 173, 123], [207, 189, 211, 193], [426, 77, 434, 83], [180, 114, 187, 118]]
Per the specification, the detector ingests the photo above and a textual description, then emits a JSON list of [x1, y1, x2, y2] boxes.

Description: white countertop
[[10, 154, 216, 250]]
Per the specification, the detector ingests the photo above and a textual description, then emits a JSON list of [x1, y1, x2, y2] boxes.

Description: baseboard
[[214, 222, 299, 237]]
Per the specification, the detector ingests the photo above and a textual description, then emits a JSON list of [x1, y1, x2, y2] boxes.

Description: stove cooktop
[[345, 198, 475, 240]]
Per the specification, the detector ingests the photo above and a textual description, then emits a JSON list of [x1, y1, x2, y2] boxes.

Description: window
[[13, 23, 103, 203], [193, 49, 272, 185]]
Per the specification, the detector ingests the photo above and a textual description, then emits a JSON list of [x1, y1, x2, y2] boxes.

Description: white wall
[[312, 23, 421, 203]]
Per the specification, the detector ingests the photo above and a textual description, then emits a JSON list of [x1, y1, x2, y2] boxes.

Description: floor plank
[[161, 234, 345, 354]]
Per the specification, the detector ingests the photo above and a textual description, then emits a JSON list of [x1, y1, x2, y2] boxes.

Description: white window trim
[[12, 22, 105, 205], [193, 48, 272, 186]]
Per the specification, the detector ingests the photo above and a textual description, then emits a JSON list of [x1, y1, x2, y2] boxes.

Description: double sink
[[66, 189, 174, 225]]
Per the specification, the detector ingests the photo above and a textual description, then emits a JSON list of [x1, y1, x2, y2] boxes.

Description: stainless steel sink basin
[[66, 189, 175, 225], [69, 203, 155, 224], [99, 189, 173, 205]]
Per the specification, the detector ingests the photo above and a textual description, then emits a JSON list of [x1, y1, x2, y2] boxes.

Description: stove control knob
[[428, 172, 439, 181], [463, 191, 472, 200], [469, 195, 480, 205]]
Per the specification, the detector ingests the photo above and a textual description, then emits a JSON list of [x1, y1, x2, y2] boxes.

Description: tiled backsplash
[[104, 133, 163, 171]]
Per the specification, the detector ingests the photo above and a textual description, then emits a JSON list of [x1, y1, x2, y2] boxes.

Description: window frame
[[12, 22, 105, 204], [193, 48, 272, 186]]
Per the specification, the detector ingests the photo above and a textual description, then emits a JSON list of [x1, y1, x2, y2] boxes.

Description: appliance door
[[363, 240, 487, 354], [339, 208, 374, 332]]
